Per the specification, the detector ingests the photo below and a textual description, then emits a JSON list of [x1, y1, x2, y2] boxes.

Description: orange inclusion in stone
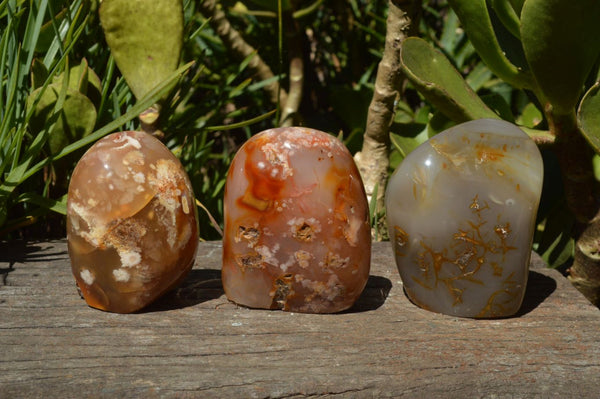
[[475, 143, 506, 163], [238, 140, 286, 211], [222, 127, 371, 313], [67, 131, 199, 313]]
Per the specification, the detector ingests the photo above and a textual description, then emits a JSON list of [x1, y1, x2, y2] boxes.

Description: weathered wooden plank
[[1, 240, 599, 398]]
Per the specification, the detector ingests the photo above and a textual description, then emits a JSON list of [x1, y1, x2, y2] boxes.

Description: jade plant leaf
[[508, 0, 524, 15], [521, 0, 600, 114], [448, 0, 533, 89], [426, 112, 456, 138], [390, 124, 429, 161], [578, 83, 600, 154], [517, 102, 543, 129], [99, 0, 183, 99], [399, 37, 499, 123], [28, 85, 97, 155], [52, 59, 102, 106], [490, 0, 521, 39]]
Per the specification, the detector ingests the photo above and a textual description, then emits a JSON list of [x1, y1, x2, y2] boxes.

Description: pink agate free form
[[67, 131, 199, 313], [222, 127, 371, 313]]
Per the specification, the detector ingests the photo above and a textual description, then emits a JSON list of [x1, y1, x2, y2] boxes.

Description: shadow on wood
[[516, 270, 557, 317], [145, 270, 393, 314], [0, 240, 68, 285], [2, 241, 600, 397], [143, 269, 225, 312], [345, 274, 392, 313]]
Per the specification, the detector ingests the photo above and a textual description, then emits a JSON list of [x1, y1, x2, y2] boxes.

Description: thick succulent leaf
[[426, 112, 456, 138], [480, 93, 514, 122], [448, 0, 533, 89], [390, 124, 429, 159], [99, 0, 183, 99], [399, 37, 499, 123], [508, 0, 524, 15], [53, 59, 89, 94], [28, 85, 97, 155], [517, 102, 543, 129], [84, 63, 103, 107], [30, 59, 48, 89], [50, 60, 102, 108], [578, 83, 600, 154], [465, 62, 493, 92], [490, 0, 521, 38], [521, 0, 600, 114]]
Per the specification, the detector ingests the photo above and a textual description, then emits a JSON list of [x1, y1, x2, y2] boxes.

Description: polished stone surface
[[386, 119, 544, 317], [222, 127, 371, 313], [67, 131, 198, 313]]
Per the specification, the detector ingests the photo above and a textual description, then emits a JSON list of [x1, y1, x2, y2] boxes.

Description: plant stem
[[198, 0, 288, 108], [547, 105, 600, 306], [354, 0, 419, 236], [279, 9, 304, 127], [548, 107, 597, 223]]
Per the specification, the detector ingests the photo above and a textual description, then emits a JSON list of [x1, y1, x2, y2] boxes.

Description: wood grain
[[1, 240, 599, 398]]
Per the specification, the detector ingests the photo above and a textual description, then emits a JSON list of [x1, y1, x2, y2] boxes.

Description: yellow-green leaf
[[99, 0, 183, 99]]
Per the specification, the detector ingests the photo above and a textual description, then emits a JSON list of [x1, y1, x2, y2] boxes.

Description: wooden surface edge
[[1, 240, 599, 398]]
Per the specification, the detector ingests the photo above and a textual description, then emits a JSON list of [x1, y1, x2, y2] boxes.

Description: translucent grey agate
[[386, 119, 544, 318]]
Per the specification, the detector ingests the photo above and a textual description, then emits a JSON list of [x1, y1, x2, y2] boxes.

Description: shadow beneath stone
[[515, 270, 557, 317], [0, 241, 68, 285], [143, 269, 224, 312], [344, 275, 393, 313], [399, 269, 556, 319]]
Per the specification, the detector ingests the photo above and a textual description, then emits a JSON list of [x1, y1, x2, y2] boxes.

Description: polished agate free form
[[67, 131, 199, 313], [222, 127, 371, 313], [386, 119, 544, 318]]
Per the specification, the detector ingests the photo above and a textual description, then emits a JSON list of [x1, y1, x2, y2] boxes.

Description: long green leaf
[[17, 192, 67, 215], [22, 0, 48, 85], [205, 109, 277, 131]]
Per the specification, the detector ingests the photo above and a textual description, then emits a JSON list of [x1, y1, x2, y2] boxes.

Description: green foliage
[[521, 0, 600, 114], [399, 37, 499, 122], [448, 0, 533, 89], [0, 0, 190, 237], [579, 84, 600, 153], [27, 61, 98, 156], [99, 0, 183, 100], [0, 0, 390, 239], [7, 0, 598, 255]]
